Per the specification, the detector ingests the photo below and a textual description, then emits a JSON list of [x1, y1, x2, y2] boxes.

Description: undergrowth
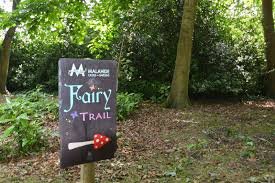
[[0, 89, 142, 159]]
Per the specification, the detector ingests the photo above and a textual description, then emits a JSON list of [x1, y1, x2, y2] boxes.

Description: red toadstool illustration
[[68, 134, 111, 150]]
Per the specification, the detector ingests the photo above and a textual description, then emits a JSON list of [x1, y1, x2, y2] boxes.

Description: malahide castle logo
[[68, 64, 86, 77]]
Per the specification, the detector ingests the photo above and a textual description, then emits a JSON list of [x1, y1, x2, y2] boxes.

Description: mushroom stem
[[68, 140, 94, 150]]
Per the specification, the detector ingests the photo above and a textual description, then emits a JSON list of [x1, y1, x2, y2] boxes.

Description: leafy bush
[[0, 114, 45, 155], [119, 80, 170, 102], [150, 85, 170, 103], [7, 0, 266, 98], [190, 0, 265, 97], [114, 0, 265, 97], [0, 89, 141, 158], [239, 136, 256, 159], [117, 93, 143, 120], [8, 37, 93, 92], [0, 88, 58, 156]]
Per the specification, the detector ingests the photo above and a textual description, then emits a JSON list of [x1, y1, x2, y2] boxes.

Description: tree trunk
[[262, 0, 275, 97], [166, 0, 198, 109], [0, 27, 16, 94], [0, 0, 20, 94]]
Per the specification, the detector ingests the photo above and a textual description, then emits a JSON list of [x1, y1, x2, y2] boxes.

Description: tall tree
[[0, 0, 20, 94], [262, 0, 275, 97], [166, 0, 198, 109]]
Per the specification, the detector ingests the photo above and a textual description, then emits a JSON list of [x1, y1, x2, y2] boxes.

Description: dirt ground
[[0, 99, 274, 183]]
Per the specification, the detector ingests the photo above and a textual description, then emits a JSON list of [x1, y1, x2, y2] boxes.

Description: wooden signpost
[[58, 59, 117, 182]]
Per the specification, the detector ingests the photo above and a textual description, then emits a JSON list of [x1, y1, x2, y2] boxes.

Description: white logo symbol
[[68, 64, 86, 77]]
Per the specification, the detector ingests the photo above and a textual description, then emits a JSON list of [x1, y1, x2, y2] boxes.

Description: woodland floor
[[0, 99, 274, 183]]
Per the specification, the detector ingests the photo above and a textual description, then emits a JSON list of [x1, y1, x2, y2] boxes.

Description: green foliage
[[187, 139, 208, 151], [113, 0, 180, 83], [0, 88, 58, 156], [164, 157, 193, 180], [190, 0, 265, 97], [0, 89, 141, 158], [239, 136, 256, 159], [186, 139, 209, 160], [0, 114, 45, 154], [151, 85, 170, 103], [0, 8, 13, 29], [119, 80, 170, 102], [116, 92, 143, 120], [87, 0, 124, 58], [8, 36, 92, 91], [3, 0, 269, 99], [0, 0, 89, 42], [3, 0, 94, 91], [111, 0, 266, 98]]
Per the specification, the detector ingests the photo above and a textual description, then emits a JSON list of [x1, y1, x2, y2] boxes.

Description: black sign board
[[58, 58, 117, 168]]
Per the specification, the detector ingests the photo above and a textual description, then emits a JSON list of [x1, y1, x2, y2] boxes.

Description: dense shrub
[[8, 37, 93, 92], [0, 88, 58, 157], [114, 0, 265, 98], [190, 0, 265, 97], [116, 92, 143, 120], [119, 80, 169, 102], [0, 89, 142, 158], [6, 0, 266, 98]]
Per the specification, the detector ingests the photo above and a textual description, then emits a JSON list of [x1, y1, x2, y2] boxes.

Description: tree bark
[[0, 0, 20, 94], [262, 0, 275, 97], [166, 0, 198, 109]]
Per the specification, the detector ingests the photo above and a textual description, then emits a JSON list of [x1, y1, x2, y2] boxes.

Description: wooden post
[[80, 163, 95, 183]]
